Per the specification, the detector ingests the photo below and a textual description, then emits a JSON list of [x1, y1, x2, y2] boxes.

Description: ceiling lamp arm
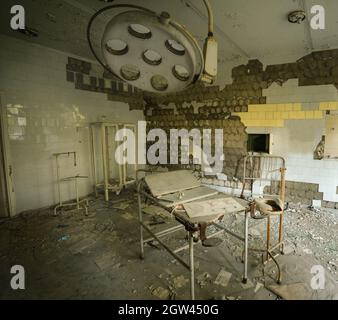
[[203, 0, 214, 35], [86, 4, 156, 79], [201, 0, 218, 84]]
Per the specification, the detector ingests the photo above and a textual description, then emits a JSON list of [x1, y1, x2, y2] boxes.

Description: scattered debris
[[283, 245, 295, 255], [95, 220, 115, 232], [121, 212, 134, 220], [268, 283, 312, 300], [57, 224, 69, 229], [214, 269, 232, 288], [303, 248, 313, 255], [68, 236, 96, 254], [148, 215, 165, 226], [240, 278, 254, 290], [254, 282, 264, 293], [112, 202, 130, 211], [197, 272, 212, 288], [58, 235, 70, 241], [142, 205, 169, 220], [249, 228, 261, 237], [94, 252, 116, 270], [173, 275, 189, 289], [151, 287, 170, 300]]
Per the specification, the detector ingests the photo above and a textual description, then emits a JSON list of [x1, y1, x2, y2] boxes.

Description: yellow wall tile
[[248, 105, 262, 112], [289, 111, 297, 119], [265, 112, 274, 120], [289, 111, 306, 119], [319, 102, 329, 110], [248, 104, 277, 112], [329, 102, 338, 110], [273, 112, 281, 120], [242, 119, 284, 128], [257, 112, 266, 120], [292, 103, 302, 111], [275, 120, 284, 127], [267, 104, 278, 112], [305, 111, 314, 119], [313, 110, 323, 119], [284, 104, 293, 112], [276, 104, 285, 112], [281, 112, 290, 120], [234, 112, 244, 119]]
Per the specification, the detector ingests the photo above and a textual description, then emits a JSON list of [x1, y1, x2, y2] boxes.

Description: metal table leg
[[137, 191, 144, 260], [243, 211, 249, 284], [189, 231, 195, 300]]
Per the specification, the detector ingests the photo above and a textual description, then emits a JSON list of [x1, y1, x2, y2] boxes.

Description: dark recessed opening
[[247, 134, 270, 153]]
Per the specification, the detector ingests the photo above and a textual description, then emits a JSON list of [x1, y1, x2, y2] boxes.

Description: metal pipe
[[137, 181, 145, 259], [101, 124, 109, 201], [144, 225, 184, 243], [203, 0, 214, 35], [243, 211, 249, 283], [140, 221, 190, 270], [189, 231, 195, 300]]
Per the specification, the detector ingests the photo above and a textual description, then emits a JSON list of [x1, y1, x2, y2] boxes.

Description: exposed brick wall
[[264, 181, 323, 205], [146, 114, 248, 179]]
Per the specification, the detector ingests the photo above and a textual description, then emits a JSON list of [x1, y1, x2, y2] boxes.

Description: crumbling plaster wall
[[256, 79, 338, 204], [0, 35, 144, 215], [145, 49, 338, 206]]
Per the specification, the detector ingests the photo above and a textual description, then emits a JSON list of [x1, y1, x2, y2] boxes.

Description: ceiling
[[1, 0, 338, 65]]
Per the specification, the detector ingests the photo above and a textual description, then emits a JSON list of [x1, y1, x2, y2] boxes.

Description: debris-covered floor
[[0, 189, 337, 300]]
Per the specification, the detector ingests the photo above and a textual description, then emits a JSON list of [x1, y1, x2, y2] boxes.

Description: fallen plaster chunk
[[142, 205, 169, 219], [112, 203, 130, 210], [216, 173, 227, 181], [312, 200, 322, 208], [94, 252, 116, 270], [254, 282, 264, 293], [197, 272, 212, 288], [214, 269, 232, 288], [151, 287, 170, 300], [173, 275, 189, 289], [283, 245, 295, 255], [249, 228, 261, 238], [268, 283, 312, 300], [121, 212, 134, 220], [68, 236, 97, 254]]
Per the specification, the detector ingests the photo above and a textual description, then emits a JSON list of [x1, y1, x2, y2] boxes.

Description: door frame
[[0, 93, 16, 217]]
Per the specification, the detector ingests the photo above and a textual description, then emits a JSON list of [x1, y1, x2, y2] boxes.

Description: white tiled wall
[[0, 35, 144, 215], [246, 78, 338, 203]]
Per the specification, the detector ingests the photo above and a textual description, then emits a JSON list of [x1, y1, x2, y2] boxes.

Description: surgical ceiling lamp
[[87, 1, 218, 93]]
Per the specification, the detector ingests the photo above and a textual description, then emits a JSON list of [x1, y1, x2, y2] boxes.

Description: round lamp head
[[101, 10, 204, 93]]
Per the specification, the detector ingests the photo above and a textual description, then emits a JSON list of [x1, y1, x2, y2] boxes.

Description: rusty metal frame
[[242, 154, 286, 284]]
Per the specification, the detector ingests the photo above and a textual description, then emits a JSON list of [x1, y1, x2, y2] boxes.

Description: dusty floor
[[0, 188, 337, 300]]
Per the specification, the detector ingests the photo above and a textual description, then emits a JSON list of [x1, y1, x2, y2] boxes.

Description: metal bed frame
[[136, 169, 252, 300]]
